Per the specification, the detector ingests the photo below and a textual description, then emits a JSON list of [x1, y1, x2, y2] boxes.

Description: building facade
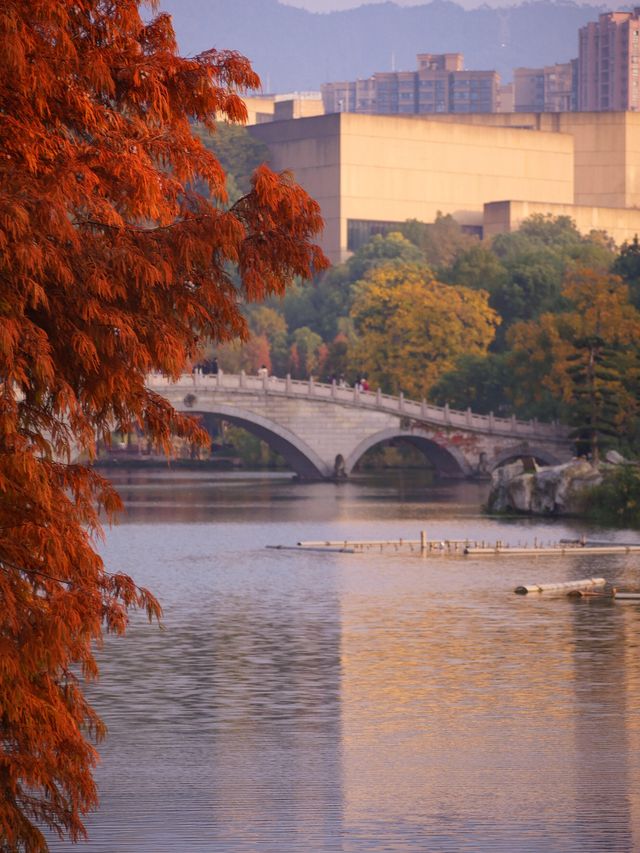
[[578, 9, 640, 110], [514, 62, 577, 113], [250, 113, 574, 263], [249, 111, 640, 263], [425, 110, 640, 209], [321, 54, 499, 116]]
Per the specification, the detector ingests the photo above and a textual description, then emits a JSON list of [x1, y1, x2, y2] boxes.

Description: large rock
[[488, 458, 602, 515]]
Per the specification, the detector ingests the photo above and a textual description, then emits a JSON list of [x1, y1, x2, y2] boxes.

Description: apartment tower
[[321, 54, 499, 115], [578, 9, 640, 110]]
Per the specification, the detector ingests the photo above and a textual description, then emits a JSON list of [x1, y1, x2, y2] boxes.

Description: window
[[347, 219, 406, 252]]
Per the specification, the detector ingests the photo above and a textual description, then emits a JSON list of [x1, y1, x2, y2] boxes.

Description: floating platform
[[465, 544, 640, 556], [567, 588, 640, 601], [267, 544, 355, 553], [514, 577, 606, 595], [295, 535, 640, 557], [266, 534, 640, 568], [297, 537, 473, 554]]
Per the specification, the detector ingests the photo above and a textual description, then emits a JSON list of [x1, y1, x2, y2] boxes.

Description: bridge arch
[[189, 404, 330, 480], [344, 428, 471, 478], [488, 443, 564, 472]]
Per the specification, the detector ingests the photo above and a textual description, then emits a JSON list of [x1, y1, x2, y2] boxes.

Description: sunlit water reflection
[[49, 471, 640, 852]]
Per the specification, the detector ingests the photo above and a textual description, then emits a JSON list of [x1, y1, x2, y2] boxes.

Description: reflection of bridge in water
[[149, 372, 572, 481]]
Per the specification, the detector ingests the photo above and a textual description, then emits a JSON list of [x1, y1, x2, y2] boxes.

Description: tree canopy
[[612, 236, 640, 308], [277, 230, 428, 343], [440, 214, 616, 348], [349, 263, 498, 399], [0, 1, 326, 849], [507, 269, 640, 455], [192, 121, 270, 203], [399, 213, 478, 272]]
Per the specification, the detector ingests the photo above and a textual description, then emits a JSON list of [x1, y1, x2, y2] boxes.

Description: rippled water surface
[[50, 471, 640, 852]]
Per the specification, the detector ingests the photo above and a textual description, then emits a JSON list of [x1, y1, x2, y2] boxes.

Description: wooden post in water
[[420, 530, 427, 555]]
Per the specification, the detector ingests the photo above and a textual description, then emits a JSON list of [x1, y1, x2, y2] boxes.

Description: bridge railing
[[147, 371, 567, 440]]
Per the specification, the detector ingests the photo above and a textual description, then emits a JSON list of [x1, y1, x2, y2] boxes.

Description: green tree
[[486, 215, 615, 348], [613, 235, 640, 308], [345, 231, 427, 280], [565, 336, 626, 462], [443, 243, 508, 294], [563, 269, 640, 460], [581, 465, 640, 526], [429, 353, 514, 415], [489, 237, 567, 325], [192, 122, 270, 203], [279, 231, 429, 341], [400, 213, 478, 272]]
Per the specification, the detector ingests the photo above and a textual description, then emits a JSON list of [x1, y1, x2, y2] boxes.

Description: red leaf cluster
[[0, 1, 327, 848]]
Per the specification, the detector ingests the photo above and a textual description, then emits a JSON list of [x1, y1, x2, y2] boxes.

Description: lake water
[[49, 470, 640, 852]]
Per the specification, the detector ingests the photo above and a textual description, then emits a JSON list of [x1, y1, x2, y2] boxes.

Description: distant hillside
[[159, 0, 607, 91]]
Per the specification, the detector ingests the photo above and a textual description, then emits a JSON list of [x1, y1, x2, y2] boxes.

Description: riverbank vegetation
[[578, 465, 640, 527]]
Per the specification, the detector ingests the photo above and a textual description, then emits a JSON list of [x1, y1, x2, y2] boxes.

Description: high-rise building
[[514, 62, 576, 112], [578, 9, 640, 110], [416, 53, 464, 73], [513, 68, 545, 112], [496, 83, 514, 113], [321, 54, 499, 116]]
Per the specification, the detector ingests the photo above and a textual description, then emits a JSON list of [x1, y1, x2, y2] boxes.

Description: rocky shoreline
[[487, 452, 630, 516]]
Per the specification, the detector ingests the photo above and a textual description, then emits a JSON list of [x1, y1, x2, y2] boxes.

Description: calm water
[[49, 470, 640, 852]]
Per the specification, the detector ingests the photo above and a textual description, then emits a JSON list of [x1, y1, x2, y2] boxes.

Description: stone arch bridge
[[148, 372, 572, 481]]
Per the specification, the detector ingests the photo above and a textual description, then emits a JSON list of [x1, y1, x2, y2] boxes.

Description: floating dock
[[292, 534, 640, 558], [267, 544, 355, 553], [296, 535, 471, 554], [514, 577, 606, 595], [465, 544, 640, 556], [268, 536, 640, 602]]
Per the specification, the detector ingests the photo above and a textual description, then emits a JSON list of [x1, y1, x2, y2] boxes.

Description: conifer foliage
[[0, 2, 326, 849]]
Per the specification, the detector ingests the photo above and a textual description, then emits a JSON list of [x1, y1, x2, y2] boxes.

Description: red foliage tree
[[0, 1, 327, 849]]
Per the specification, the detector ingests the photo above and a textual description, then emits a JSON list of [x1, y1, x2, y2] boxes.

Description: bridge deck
[[148, 371, 567, 443]]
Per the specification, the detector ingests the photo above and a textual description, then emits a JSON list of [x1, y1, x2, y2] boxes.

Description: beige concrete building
[[484, 200, 640, 244], [273, 93, 324, 121], [249, 110, 640, 262], [242, 95, 276, 125], [425, 110, 640, 209], [241, 93, 324, 125]]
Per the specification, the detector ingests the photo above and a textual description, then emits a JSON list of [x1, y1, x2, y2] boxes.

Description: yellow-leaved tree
[[508, 269, 640, 458], [0, 1, 327, 850], [349, 264, 499, 399]]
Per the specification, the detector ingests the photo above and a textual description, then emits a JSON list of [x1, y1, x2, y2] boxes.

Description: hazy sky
[[281, 0, 606, 9]]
